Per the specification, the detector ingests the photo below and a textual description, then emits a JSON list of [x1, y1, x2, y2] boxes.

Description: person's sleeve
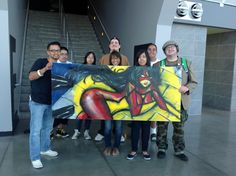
[[29, 59, 43, 72], [122, 55, 129, 66], [99, 56, 104, 65], [185, 60, 198, 94]]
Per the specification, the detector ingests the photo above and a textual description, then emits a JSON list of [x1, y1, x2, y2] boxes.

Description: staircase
[[66, 14, 104, 62], [19, 10, 104, 119]]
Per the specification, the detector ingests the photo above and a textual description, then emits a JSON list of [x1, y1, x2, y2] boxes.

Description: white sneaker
[[121, 135, 125, 142], [71, 129, 80, 139], [40, 150, 58, 157], [94, 133, 104, 141], [84, 130, 91, 140], [32, 160, 43, 169]]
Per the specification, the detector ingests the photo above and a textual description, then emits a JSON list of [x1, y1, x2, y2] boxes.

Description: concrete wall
[[174, 0, 236, 30], [89, 0, 205, 115], [89, 0, 178, 62], [0, 0, 12, 133], [232, 45, 236, 111], [0, 0, 28, 134], [171, 23, 207, 115], [8, 0, 28, 118], [203, 31, 236, 111]]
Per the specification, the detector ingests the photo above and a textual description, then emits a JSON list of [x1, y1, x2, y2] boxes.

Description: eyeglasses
[[49, 49, 60, 53], [166, 45, 176, 49], [148, 48, 156, 51]]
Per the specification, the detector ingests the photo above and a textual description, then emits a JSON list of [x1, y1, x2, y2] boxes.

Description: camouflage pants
[[156, 108, 188, 153]]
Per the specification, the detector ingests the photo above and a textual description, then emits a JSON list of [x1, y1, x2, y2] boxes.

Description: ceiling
[[29, 0, 88, 15], [207, 27, 234, 34]]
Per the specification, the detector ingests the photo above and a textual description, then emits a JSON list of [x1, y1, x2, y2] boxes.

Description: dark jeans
[[131, 121, 150, 152], [97, 120, 105, 135], [104, 120, 122, 148], [97, 120, 117, 136], [77, 119, 91, 132]]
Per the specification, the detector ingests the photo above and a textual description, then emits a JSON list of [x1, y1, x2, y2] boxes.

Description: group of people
[[28, 37, 197, 169]]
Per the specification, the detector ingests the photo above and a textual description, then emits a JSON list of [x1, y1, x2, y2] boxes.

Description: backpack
[[160, 57, 188, 73]]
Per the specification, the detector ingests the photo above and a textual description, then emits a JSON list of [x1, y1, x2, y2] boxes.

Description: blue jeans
[[29, 100, 54, 161], [104, 120, 122, 148]]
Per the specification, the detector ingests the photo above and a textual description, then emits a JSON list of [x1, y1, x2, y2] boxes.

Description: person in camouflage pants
[[153, 40, 197, 161], [157, 108, 188, 156]]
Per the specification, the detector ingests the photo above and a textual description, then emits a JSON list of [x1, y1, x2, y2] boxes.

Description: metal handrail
[[15, 0, 30, 87], [59, 0, 74, 62], [88, 0, 110, 40]]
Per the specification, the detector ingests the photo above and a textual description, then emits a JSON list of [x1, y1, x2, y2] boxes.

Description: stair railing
[[59, 0, 74, 62], [15, 0, 30, 88], [88, 0, 110, 54]]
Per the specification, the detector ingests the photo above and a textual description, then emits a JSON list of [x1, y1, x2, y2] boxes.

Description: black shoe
[[126, 152, 137, 160], [175, 154, 189, 161], [157, 151, 166, 159], [56, 128, 69, 138], [143, 153, 151, 161]]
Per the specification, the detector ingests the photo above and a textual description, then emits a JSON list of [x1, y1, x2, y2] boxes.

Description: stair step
[[20, 102, 30, 112], [19, 11, 104, 118], [19, 112, 30, 119]]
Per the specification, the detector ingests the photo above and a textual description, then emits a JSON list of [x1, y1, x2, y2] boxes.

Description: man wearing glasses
[[28, 41, 60, 169]]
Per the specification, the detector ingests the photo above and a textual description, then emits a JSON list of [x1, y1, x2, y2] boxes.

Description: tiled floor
[[0, 108, 235, 176]]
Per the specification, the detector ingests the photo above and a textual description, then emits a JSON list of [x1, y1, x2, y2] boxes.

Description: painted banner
[[52, 63, 182, 121]]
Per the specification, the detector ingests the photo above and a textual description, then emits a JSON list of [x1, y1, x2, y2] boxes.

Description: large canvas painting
[[52, 63, 182, 122]]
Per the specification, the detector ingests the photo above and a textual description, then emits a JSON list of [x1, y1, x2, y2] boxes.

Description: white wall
[[8, 0, 27, 81], [0, 0, 27, 133], [0, 0, 12, 132], [8, 0, 28, 119]]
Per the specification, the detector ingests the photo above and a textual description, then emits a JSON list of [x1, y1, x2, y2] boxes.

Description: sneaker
[[94, 133, 104, 141], [40, 150, 58, 157], [32, 160, 43, 169], [150, 133, 157, 142], [84, 130, 91, 140], [111, 148, 120, 156], [143, 152, 151, 161], [175, 153, 189, 161], [71, 129, 80, 139], [120, 135, 125, 142], [126, 152, 137, 160], [56, 128, 69, 138], [103, 147, 112, 156], [157, 151, 166, 159]]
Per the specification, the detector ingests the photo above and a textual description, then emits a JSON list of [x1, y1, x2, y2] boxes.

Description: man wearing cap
[[153, 40, 197, 161]]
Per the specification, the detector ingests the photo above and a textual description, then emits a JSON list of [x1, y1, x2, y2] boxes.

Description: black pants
[[97, 120, 105, 135], [53, 118, 68, 128], [131, 121, 150, 152]]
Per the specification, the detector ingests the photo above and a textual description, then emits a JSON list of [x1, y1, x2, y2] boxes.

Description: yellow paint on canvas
[[70, 66, 181, 121]]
